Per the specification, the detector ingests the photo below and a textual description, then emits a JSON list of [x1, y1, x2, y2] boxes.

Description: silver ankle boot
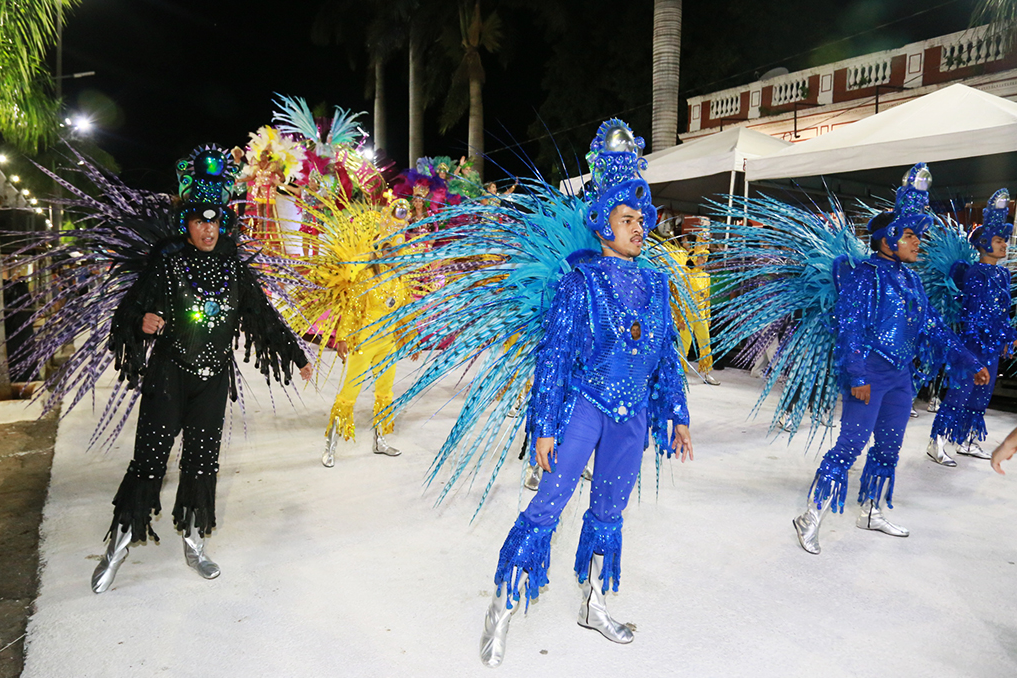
[[322, 426, 339, 467], [793, 494, 834, 555], [856, 499, 909, 537], [578, 554, 633, 643], [927, 396, 941, 413], [373, 429, 401, 457], [480, 576, 524, 668], [91, 526, 133, 594], [523, 464, 541, 491], [957, 437, 990, 459], [581, 461, 593, 482], [183, 519, 221, 579], [926, 436, 957, 467]]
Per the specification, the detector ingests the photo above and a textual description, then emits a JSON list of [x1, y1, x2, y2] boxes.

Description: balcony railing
[[771, 77, 809, 106], [941, 30, 1007, 71], [710, 94, 741, 119], [846, 57, 893, 90]]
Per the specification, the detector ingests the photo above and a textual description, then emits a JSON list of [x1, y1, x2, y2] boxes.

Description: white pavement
[[21, 355, 1017, 678]]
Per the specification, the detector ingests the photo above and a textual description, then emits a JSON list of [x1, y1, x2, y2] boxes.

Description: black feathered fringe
[[172, 472, 218, 537], [107, 470, 164, 543]]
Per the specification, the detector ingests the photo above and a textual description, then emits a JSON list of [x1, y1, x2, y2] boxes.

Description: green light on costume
[[191, 310, 204, 322]]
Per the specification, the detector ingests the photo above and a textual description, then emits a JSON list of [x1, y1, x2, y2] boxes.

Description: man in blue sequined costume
[[480, 120, 694, 668], [927, 189, 1016, 466], [793, 164, 989, 556]]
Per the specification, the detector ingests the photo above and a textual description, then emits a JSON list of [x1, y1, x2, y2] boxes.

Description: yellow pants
[[679, 318, 713, 374], [329, 340, 396, 440]]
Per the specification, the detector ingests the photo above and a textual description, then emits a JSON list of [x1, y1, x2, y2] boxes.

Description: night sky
[[54, 0, 980, 193]]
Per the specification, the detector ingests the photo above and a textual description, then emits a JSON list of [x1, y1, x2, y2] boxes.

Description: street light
[[72, 115, 93, 134], [10, 174, 20, 183], [0, 154, 7, 164], [21, 189, 29, 196], [29, 198, 38, 205]]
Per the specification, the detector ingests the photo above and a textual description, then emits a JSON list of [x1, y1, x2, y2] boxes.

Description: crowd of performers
[[4, 101, 1017, 668]]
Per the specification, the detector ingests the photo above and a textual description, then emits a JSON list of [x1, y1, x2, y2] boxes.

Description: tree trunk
[[652, 0, 682, 153], [408, 33, 424, 167], [468, 74, 484, 181], [373, 58, 387, 154], [0, 281, 12, 400]]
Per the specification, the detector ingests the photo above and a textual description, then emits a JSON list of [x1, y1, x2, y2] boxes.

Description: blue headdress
[[583, 119, 656, 241], [175, 145, 240, 234], [868, 162, 935, 251], [971, 188, 1012, 251]]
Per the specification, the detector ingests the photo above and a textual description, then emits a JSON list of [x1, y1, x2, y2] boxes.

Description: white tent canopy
[[642, 126, 792, 184], [746, 83, 1017, 181]]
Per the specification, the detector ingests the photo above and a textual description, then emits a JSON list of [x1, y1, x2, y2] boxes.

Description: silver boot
[[523, 464, 542, 491], [793, 494, 834, 555], [927, 396, 941, 413], [581, 461, 593, 482], [182, 519, 221, 580], [856, 499, 909, 537], [322, 426, 339, 468], [704, 373, 721, 386], [957, 437, 990, 459], [578, 554, 633, 643], [926, 436, 957, 467], [91, 526, 132, 594], [479, 578, 524, 668], [373, 429, 401, 457]]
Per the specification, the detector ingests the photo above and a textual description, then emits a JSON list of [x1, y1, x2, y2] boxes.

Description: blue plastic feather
[[707, 193, 868, 448]]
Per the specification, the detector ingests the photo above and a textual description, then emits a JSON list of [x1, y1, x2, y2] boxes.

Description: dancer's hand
[[336, 340, 348, 363], [851, 384, 870, 405], [973, 367, 990, 386], [141, 312, 164, 335], [991, 426, 1017, 475], [672, 425, 693, 462], [535, 437, 556, 473], [299, 364, 313, 381]]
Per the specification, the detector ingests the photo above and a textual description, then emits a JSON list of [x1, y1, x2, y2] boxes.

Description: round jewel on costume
[[603, 124, 639, 155], [203, 300, 221, 317], [996, 192, 1010, 209], [385, 296, 396, 309], [197, 150, 226, 177], [202, 208, 218, 220]]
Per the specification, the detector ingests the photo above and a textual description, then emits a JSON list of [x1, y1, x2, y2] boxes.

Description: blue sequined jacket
[[835, 253, 982, 389], [958, 262, 1016, 363], [526, 256, 689, 455]]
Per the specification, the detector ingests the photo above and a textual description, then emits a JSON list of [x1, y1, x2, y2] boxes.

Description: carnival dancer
[[925, 189, 1016, 466], [354, 120, 694, 668], [88, 147, 312, 592], [791, 165, 988, 554], [680, 233, 720, 385], [323, 213, 412, 464]]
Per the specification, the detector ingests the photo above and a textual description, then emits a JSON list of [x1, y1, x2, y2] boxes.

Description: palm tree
[[438, 1, 503, 180], [0, 0, 78, 154], [652, 0, 682, 153], [312, 1, 404, 155]]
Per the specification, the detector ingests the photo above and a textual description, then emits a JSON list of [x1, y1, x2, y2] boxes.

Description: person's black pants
[[107, 358, 228, 542]]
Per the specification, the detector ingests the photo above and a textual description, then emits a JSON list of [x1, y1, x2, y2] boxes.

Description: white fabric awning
[[746, 84, 1017, 181]]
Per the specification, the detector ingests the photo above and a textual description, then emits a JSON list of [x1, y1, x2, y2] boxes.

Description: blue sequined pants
[[931, 353, 998, 444], [810, 356, 913, 512], [493, 396, 646, 605]]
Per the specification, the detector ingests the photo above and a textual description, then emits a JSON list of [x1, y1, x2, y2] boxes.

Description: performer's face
[[893, 228, 920, 263], [986, 235, 1009, 261], [601, 204, 644, 260], [187, 217, 220, 252]]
